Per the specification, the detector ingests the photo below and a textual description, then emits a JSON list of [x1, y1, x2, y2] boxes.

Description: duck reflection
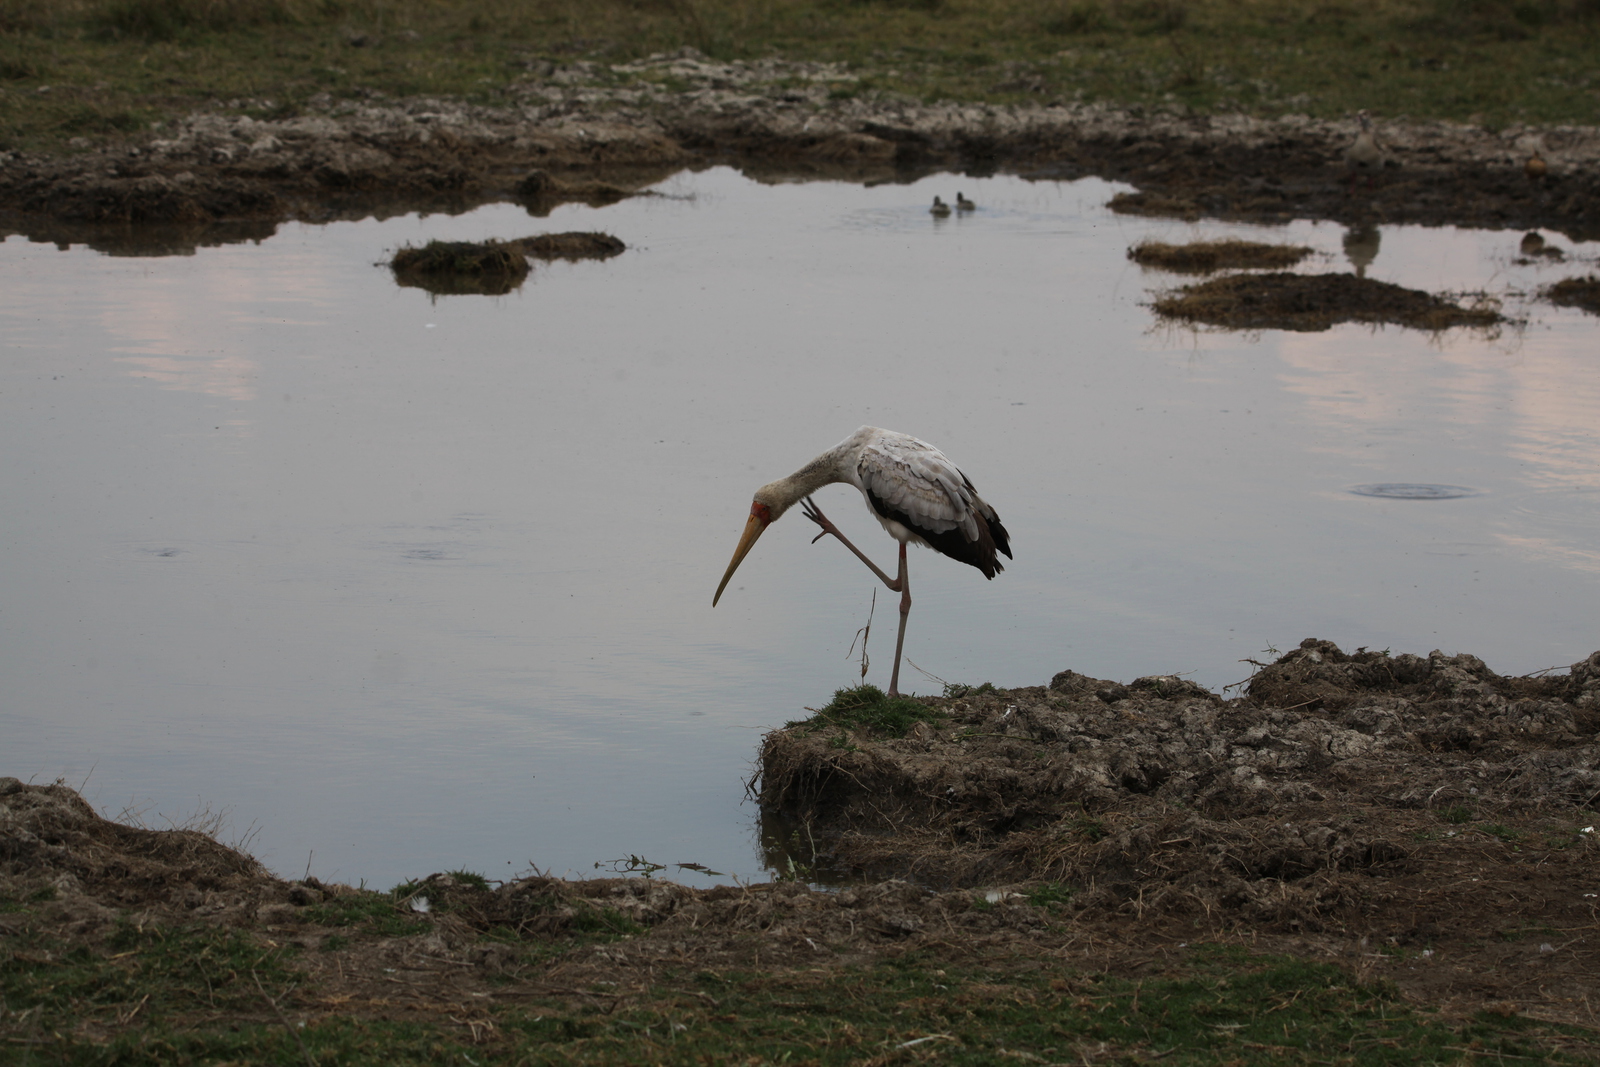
[[1343, 223, 1381, 278]]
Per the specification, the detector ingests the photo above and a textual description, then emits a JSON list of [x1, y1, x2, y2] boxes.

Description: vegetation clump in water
[[1152, 271, 1506, 332], [1546, 274, 1600, 315], [388, 232, 626, 295], [1128, 239, 1314, 274], [517, 231, 627, 260], [389, 239, 530, 295]]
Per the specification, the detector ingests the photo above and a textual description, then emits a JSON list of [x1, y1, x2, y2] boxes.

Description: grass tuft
[[799, 683, 944, 737]]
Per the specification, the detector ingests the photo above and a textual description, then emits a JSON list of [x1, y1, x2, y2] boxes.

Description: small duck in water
[[930, 196, 952, 217], [956, 192, 976, 212]]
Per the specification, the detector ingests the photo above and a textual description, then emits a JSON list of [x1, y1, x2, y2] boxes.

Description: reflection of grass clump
[[800, 684, 943, 738]]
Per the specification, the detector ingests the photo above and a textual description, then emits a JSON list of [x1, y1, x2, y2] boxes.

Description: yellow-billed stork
[[713, 426, 1011, 697]]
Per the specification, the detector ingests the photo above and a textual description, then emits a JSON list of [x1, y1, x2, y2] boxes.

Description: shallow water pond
[[3, 168, 1597, 888]]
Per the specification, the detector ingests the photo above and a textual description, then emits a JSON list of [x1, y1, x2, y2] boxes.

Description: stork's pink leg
[[887, 542, 911, 698], [800, 497, 902, 591], [801, 497, 915, 695]]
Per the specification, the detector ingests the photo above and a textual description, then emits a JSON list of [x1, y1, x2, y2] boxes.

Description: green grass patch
[[6, 914, 1593, 1064], [793, 683, 944, 738], [1025, 881, 1075, 908], [2, 916, 300, 1038], [0, 0, 1596, 152], [1072, 813, 1110, 841], [1439, 804, 1477, 824], [299, 887, 423, 936]]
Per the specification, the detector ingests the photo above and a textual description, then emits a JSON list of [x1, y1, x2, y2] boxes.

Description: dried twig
[[252, 970, 316, 1067]]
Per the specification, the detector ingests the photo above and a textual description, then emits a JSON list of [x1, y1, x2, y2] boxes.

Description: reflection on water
[[1342, 224, 1380, 278], [1, 170, 1597, 891], [1348, 484, 1480, 500]]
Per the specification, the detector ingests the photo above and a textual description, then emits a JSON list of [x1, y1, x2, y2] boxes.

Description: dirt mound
[[1127, 238, 1313, 273], [757, 641, 1600, 930], [0, 777, 288, 929], [1151, 271, 1506, 331]]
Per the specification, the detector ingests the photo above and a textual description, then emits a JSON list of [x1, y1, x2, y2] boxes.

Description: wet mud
[[1150, 271, 1507, 331], [6, 638, 1600, 1036], [3, 51, 1598, 258]]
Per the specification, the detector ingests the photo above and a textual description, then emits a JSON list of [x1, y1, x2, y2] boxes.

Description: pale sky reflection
[[114, 351, 259, 403], [1271, 310, 1600, 577], [4, 172, 1597, 892]]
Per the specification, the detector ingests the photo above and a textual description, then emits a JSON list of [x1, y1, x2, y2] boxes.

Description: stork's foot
[[800, 496, 841, 545]]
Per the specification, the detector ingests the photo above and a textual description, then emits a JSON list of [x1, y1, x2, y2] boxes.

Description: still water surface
[[3, 168, 1597, 888]]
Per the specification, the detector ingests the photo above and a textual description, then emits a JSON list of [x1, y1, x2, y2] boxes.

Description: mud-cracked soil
[[2, 50, 1598, 258], [4, 640, 1600, 1045]]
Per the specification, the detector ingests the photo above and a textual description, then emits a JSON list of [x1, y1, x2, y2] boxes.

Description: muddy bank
[[5, 641, 1600, 1041], [758, 640, 1599, 890], [753, 641, 1600, 1020], [2, 50, 1598, 256]]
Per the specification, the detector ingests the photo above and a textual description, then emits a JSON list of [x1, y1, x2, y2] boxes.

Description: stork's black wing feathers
[[863, 484, 1009, 580]]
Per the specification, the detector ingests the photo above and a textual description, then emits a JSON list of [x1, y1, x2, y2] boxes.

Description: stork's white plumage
[[713, 426, 1011, 696]]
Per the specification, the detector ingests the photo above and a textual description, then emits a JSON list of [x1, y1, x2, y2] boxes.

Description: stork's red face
[[713, 500, 772, 606]]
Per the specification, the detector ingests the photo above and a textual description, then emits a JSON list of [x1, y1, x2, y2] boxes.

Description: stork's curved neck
[[755, 443, 852, 518]]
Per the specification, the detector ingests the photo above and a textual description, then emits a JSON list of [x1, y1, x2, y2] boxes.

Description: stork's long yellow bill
[[713, 509, 768, 606]]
